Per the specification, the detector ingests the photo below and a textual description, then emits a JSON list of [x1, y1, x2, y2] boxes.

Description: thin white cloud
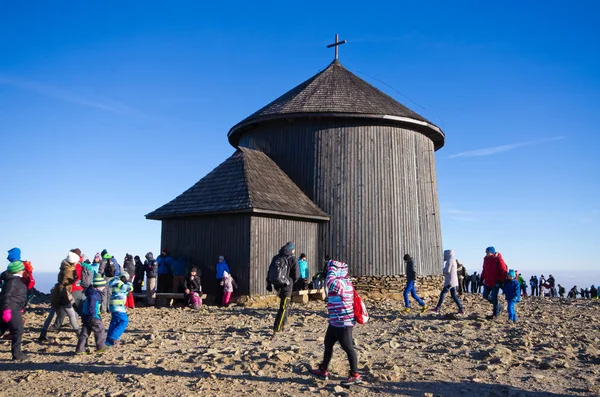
[[448, 136, 566, 159], [0, 76, 144, 116]]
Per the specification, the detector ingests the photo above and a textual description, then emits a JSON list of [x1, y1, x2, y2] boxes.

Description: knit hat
[[7, 261, 24, 274], [92, 274, 107, 287], [120, 271, 130, 281], [7, 248, 21, 262], [161, 248, 169, 254], [66, 252, 80, 264], [70, 248, 82, 257], [218, 255, 224, 260], [101, 249, 108, 257], [485, 246, 496, 254], [508, 269, 515, 279], [81, 254, 89, 263], [403, 254, 411, 261], [286, 242, 295, 250]]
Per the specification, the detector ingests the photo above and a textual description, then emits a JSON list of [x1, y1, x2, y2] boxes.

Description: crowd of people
[[0, 243, 597, 387]]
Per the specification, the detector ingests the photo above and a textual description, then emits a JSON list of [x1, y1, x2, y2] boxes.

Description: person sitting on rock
[[400, 254, 428, 315], [183, 267, 202, 309], [503, 269, 521, 322], [310, 259, 362, 386], [431, 249, 465, 315], [590, 285, 598, 300]]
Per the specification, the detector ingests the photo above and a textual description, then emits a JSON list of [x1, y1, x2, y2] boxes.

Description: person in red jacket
[[481, 246, 508, 319]]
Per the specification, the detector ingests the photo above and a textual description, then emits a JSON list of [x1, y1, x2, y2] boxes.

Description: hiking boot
[[38, 334, 50, 342], [340, 372, 362, 386], [97, 346, 111, 354], [420, 305, 429, 313], [457, 309, 465, 315], [13, 354, 28, 361], [310, 365, 329, 381], [400, 307, 410, 315], [75, 351, 89, 355], [430, 307, 440, 314]]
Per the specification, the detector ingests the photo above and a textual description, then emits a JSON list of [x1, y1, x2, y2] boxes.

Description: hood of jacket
[[326, 260, 348, 280], [444, 249, 455, 262], [60, 260, 74, 272], [145, 252, 154, 261], [279, 245, 293, 257], [7, 247, 21, 262]]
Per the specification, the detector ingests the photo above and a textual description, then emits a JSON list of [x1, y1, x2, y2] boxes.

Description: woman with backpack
[[310, 259, 362, 386]]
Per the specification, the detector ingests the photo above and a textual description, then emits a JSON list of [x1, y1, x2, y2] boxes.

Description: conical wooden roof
[[146, 147, 329, 221], [228, 60, 444, 149]]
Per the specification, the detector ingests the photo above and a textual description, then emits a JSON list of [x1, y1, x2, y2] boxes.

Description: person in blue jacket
[[503, 269, 521, 322], [172, 256, 188, 293], [157, 248, 174, 293], [294, 253, 309, 291], [216, 256, 230, 306], [76, 274, 109, 354]]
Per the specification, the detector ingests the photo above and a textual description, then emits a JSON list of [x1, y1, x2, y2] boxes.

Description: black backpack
[[104, 259, 116, 278], [268, 254, 289, 288]]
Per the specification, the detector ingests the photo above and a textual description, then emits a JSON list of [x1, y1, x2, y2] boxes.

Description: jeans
[[321, 324, 358, 374], [483, 284, 502, 316], [42, 306, 79, 335], [507, 301, 517, 322], [435, 286, 463, 311], [106, 311, 129, 345], [403, 280, 425, 308]]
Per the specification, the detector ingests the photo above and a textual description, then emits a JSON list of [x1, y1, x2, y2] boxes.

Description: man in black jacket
[[0, 261, 28, 360], [401, 254, 428, 314], [267, 242, 299, 334]]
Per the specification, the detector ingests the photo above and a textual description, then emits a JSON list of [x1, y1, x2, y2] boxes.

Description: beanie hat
[[218, 255, 224, 260], [120, 271, 130, 281], [70, 248, 82, 257], [161, 248, 169, 254], [403, 254, 411, 261], [7, 248, 22, 262], [93, 253, 101, 262], [7, 261, 24, 274], [286, 242, 295, 250], [101, 249, 108, 257], [508, 269, 516, 278], [92, 274, 107, 287], [66, 252, 80, 264], [486, 246, 496, 254]]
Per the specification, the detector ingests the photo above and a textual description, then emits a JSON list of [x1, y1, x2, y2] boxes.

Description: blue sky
[[1, 1, 598, 289]]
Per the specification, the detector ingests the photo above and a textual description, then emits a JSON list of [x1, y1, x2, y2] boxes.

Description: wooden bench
[[133, 292, 207, 306], [291, 288, 326, 303]]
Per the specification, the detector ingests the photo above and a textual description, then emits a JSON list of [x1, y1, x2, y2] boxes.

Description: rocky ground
[[1, 294, 599, 397]]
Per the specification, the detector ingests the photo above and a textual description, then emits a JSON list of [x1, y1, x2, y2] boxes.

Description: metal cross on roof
[[327, 34, 347, 60]]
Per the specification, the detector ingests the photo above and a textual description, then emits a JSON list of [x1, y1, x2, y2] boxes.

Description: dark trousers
[[0, 309, 24, 359], [321, 324, 358, 374], [531, 286, 538, 297], [273, 291, 291, 332], [216, 279, 224, 305], [436, 286, 463, 311], [76, 316, 107, 353], [470, 282, 478, 294], [158, 273, 172, 293]]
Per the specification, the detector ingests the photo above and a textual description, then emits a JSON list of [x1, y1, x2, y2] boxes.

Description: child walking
[[431, 249, 465, 315], [310, 260, 362, 386], [106, 272, 133, 346], [0, 261, 28, 360], [401, 254, 428, 314], [183, 267, 202, 309], [76, 274, 109, 354], [221, 271, 237, 306], [504, 269, 520, 322]]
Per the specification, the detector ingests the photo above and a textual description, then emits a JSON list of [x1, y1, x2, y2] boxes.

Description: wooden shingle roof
[[145, 147, 329, 221], [228, 59, 445, 149]]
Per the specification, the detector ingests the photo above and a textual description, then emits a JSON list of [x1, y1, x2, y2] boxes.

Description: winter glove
[[2, 309, 12, 323], [266, 283, 273, 293]]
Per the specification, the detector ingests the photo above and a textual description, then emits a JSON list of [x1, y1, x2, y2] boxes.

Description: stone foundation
[[352, 275, 445, 301]]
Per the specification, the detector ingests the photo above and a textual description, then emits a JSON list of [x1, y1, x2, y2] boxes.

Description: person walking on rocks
[[456, 260, 466, 295], [0, 260, 28, 360], [400, 254, 428, 314], [39, 252, 81, 341], [431, 249, 464, 315], [99, 250, 120, 313], [76, 274, 109, 354], [530, 276, 538, 297], [481, 246, 508, 319], [504, 269, 520, 322], [266, 242, 299, 334], [518, 272, 527, 297], [215, 255, 230, 306], [221, 270, 237, 307], [558, 284, 566, 298], [470, 272, 479, 294], [310, 259, 362, 386], [590, 285, 598, 299], [106, 272, 133, 346], [143, 252, 158, 306]]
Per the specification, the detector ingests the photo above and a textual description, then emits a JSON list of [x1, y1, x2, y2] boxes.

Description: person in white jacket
[[431, 249, 465, 315]]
